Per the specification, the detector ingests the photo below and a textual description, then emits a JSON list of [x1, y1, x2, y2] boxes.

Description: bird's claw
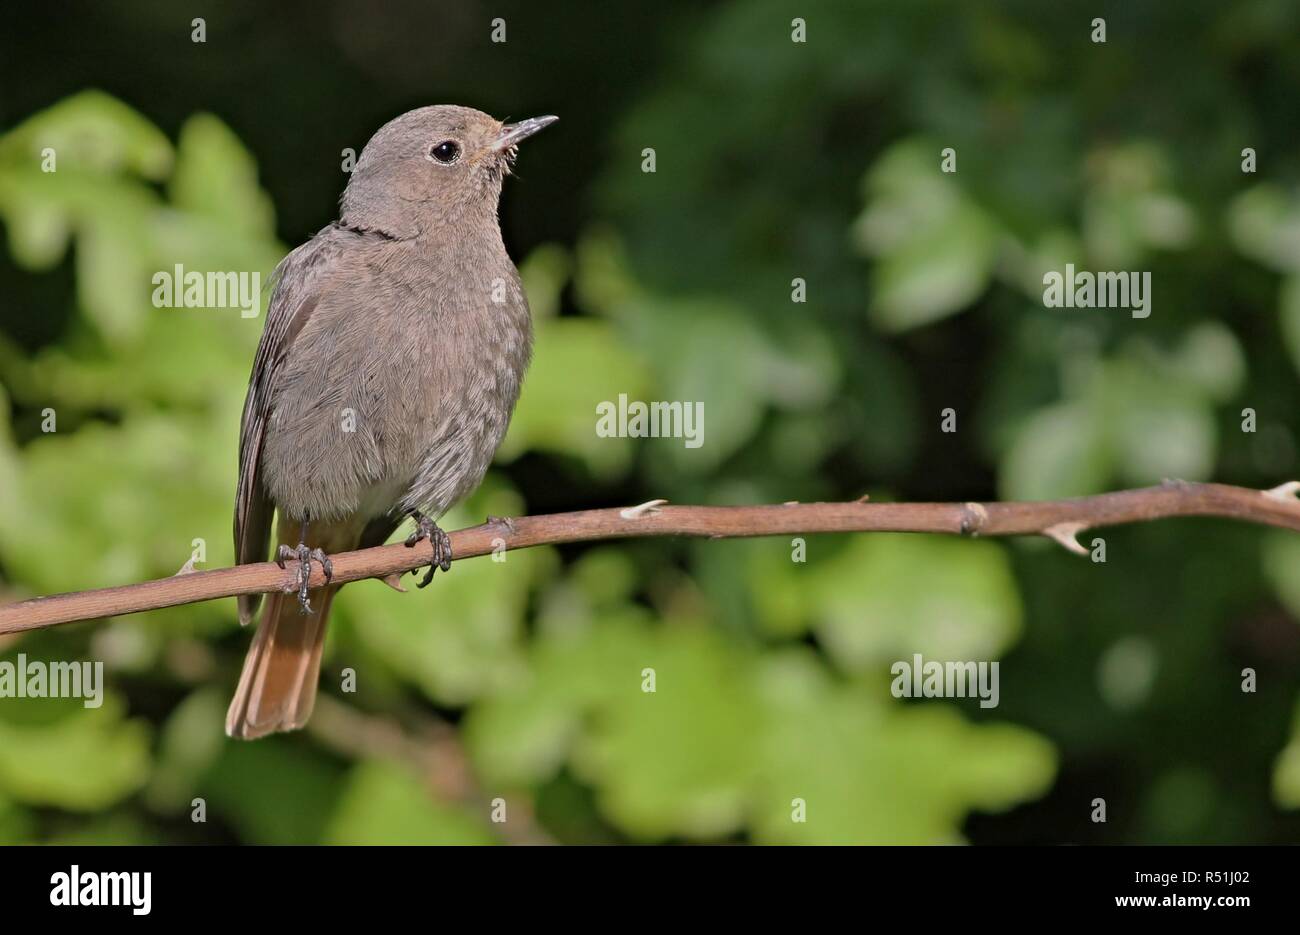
[[404, 511, 452, 588], [277, 542, 333, 614]]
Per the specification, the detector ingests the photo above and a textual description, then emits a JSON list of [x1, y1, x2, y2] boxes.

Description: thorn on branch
[[1044, 521, 1089, 556], [1264, 481, 1300, 502], [380, 573, 407, 593], [620, 499, 668, 520]]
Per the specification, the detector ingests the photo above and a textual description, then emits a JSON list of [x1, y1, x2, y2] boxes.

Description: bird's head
[[340, 105, 556, 238]]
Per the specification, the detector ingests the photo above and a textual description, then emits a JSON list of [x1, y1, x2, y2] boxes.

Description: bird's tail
[[226, 517, 352, 740], [225, 585, 338, 739]]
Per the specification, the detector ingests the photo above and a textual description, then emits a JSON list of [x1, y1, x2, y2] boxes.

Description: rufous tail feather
[[225, 584, 338, 739]]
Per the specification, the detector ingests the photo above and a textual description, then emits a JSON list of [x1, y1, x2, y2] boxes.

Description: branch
[[2, 480, 1298, 635]]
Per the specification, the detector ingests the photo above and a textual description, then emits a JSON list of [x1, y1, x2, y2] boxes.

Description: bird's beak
[[493, 115, 559, 152]]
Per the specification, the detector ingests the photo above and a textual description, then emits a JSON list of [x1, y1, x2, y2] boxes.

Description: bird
[[226, 105, 556, 739]]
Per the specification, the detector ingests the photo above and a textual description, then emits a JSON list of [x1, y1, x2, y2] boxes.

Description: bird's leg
[[275, 517, 334, 614], [404, 510, 452, 589]]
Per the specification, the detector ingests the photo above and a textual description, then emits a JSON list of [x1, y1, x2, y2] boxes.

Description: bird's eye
[[429, 141, 461, 164]]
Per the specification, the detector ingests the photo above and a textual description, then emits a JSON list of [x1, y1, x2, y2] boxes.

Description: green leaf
[[1000, 402, 1111, 501], [201, 738, 345, 844], [169, 113, 275, 237], [572, 625, 764, 839], [646, 302, 773, 473], [752, 651, 1055, 844], [856, 140, 1002, 331], [0, 411, 239, 599], [0, 90, 172, 179], [572, 232, 835, 475], [146, 687, 227, 813], [0, 695, 151, 810], [45, 814, 157, 846], [518, 243, 572, 320], [0, 194, 70, 268], [1168, 323, 1246, 403], [0, 792, 35, 845], [803, 534, 1023, 669], [1280, 276, 1300, 378], [75, 209, 157, 344], [499, 316, 651, 477], [467, 615, 761, 839], [324, 760, 494, 845], [1082, 144, 1196, 266], [1262, 531, 1300, 622], [1105, 362, 1216, 486], [1228, 183, 1300, 275], [1272, 701, 1300, 810], [468, 615, 1051, 844]]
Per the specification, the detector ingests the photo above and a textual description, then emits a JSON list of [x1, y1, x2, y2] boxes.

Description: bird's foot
[[404, 511, 452, 588], [276, 541, 333, 614]]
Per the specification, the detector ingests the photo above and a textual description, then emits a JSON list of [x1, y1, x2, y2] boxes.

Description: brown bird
[[227, 105, 556, 739]]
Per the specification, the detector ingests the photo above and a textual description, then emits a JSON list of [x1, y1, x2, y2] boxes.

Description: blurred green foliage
[[0, 0, 1298, 844]]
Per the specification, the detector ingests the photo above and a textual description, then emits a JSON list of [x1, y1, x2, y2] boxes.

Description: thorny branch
[[2, 480, 1298, 634]]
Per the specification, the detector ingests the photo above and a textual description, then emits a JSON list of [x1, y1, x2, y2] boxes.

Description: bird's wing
[[234, 233, 338, 625]]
